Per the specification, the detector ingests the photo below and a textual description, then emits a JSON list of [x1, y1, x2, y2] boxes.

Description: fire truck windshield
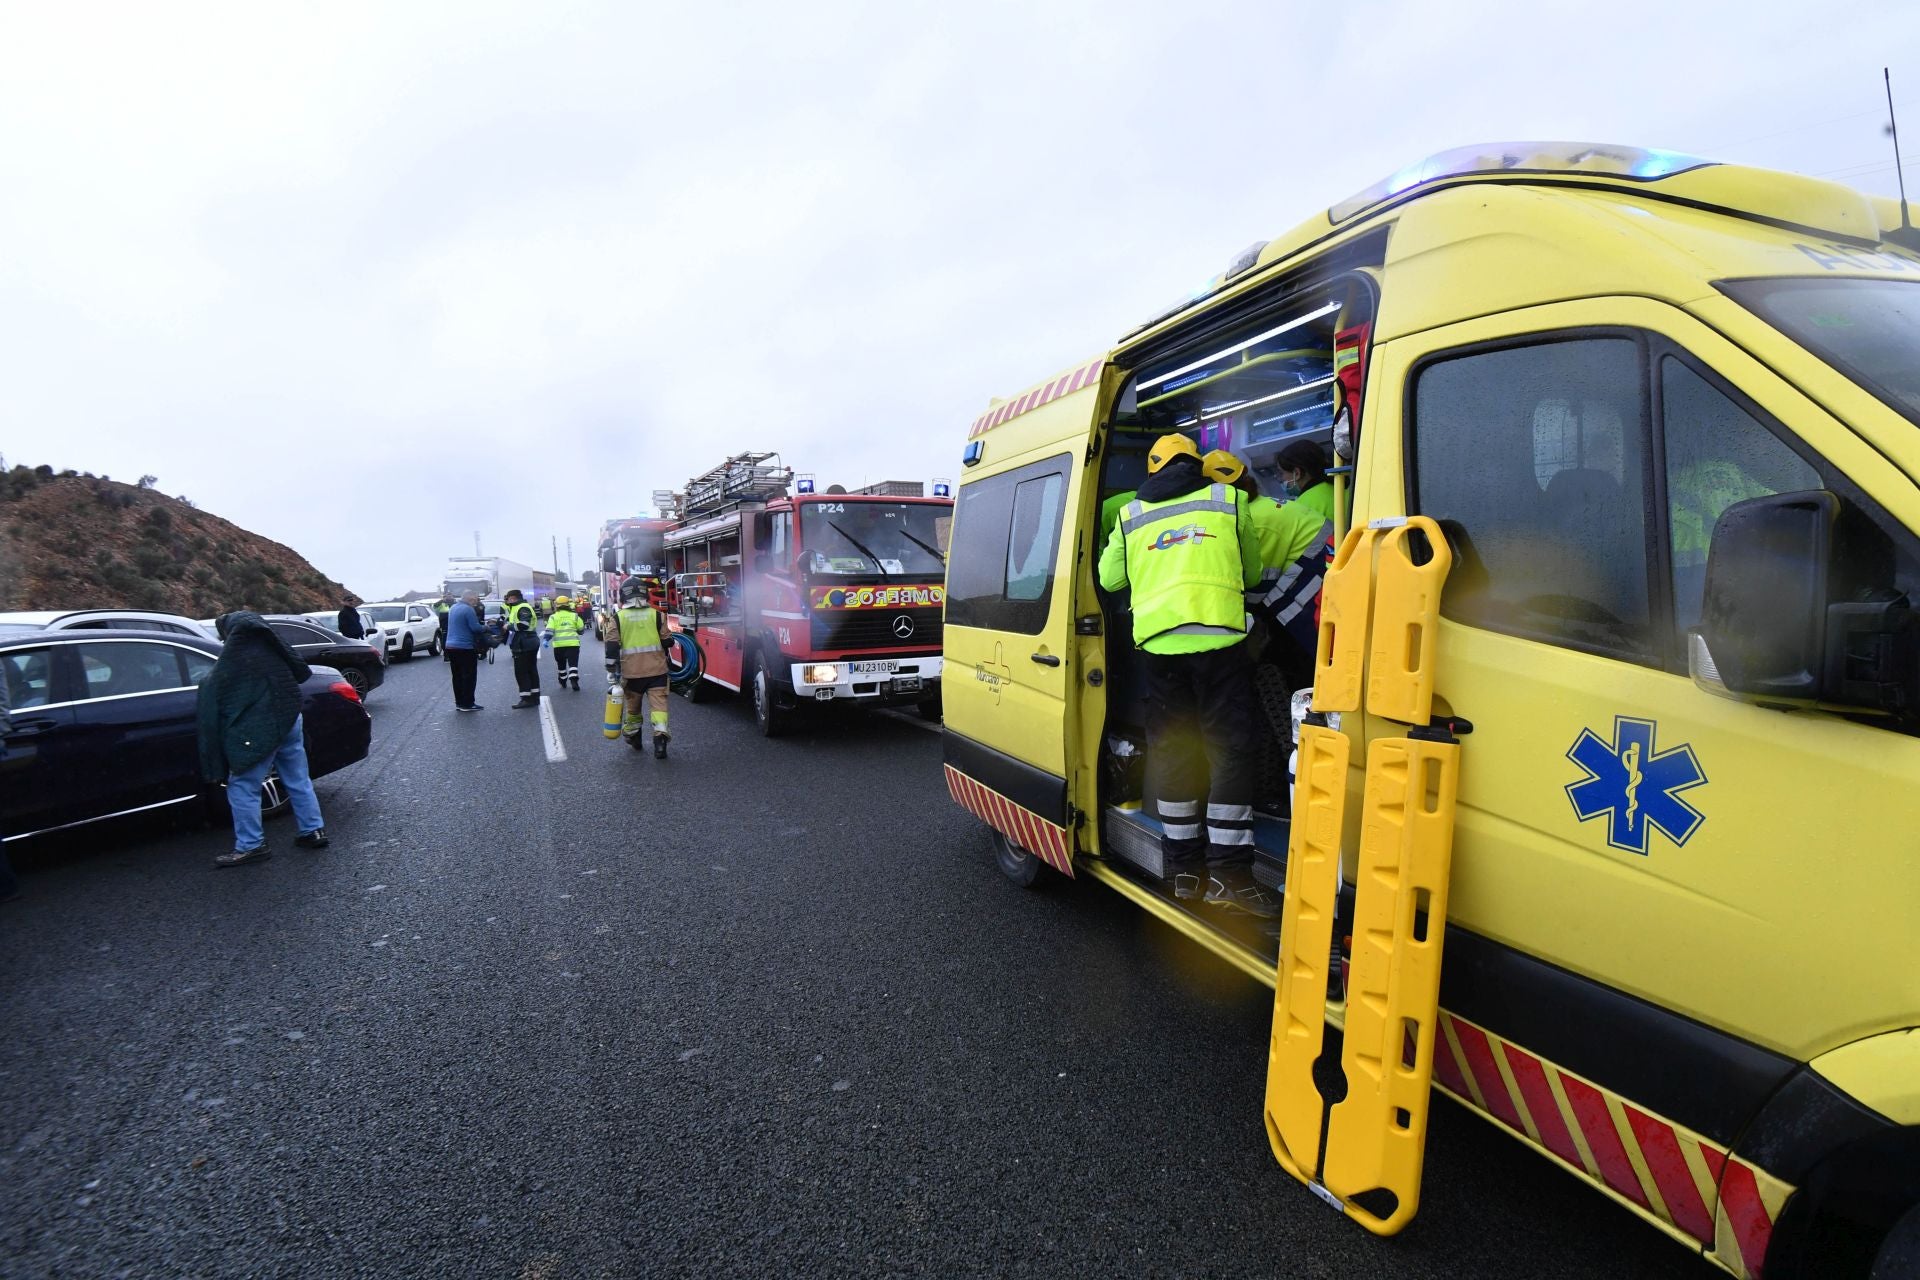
[[799, 502, 949, 577]]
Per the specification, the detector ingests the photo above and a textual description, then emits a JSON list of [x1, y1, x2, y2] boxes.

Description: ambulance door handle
[[1030, 653, 1060, 667]]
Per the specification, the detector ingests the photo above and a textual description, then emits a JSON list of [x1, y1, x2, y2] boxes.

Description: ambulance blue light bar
[[962, 441, 984, 468], [796, 474, 815, 494], [1330, 141, 1714, 224]]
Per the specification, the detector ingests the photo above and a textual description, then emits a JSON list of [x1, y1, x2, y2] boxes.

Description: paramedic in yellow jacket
[[1098, 434, 1276, 917], [600, 577, 673, 758], [546, 595, 585, 692]]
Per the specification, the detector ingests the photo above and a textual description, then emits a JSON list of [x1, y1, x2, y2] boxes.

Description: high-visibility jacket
[[604, 604, 669, 678], [547, 609, 585, 648], [1292, 480, 1336, 526], [506, 601, 537, 633], [1097, 481, 1261, 654], [1670, 459, 1773, 566]]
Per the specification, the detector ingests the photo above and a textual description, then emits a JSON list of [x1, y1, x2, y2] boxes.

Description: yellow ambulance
[[941, 142, 1920, 1278]]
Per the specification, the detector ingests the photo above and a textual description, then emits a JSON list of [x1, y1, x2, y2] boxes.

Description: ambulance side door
[[1366, 297, 1920, 1246], [942, 449, 1081, 831]]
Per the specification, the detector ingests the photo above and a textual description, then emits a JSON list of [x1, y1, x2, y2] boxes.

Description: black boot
[[653, 731, 669, 759]]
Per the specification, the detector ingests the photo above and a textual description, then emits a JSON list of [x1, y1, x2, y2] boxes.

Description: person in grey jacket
[[196, 611, 329, 868]]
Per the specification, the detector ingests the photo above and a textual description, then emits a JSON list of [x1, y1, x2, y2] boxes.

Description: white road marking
[[539, 694, 568, 763]]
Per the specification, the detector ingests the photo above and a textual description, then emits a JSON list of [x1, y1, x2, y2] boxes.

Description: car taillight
[[330, 679, 362, 704]]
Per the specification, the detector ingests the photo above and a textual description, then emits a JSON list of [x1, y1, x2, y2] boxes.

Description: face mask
[[1279, 475, 1302, 499]]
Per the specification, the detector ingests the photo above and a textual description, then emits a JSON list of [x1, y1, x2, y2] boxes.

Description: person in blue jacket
[[443, 591, 488, 712]]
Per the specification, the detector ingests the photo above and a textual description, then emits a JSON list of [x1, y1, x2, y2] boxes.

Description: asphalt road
[[2, 651, 1715, 1279]]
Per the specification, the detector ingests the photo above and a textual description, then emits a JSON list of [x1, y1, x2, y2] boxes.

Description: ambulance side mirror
[[1690, 491, 1835, 706]]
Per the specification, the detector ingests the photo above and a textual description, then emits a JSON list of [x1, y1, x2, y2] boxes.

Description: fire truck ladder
[[1264, 515, 1463, 1237], [681, 452, 793, 516]]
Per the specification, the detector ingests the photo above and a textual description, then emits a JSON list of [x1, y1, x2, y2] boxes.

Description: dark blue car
[[0, 626, 371, 844]]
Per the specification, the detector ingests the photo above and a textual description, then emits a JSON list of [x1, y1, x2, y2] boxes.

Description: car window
[[74, 642, 193, 699], [1412, 336, 1655, 662], [269, 621, 328, 646], [180, 650, 216, 685], [2, 648, 55, 709], [947, 453, 1072, 634]]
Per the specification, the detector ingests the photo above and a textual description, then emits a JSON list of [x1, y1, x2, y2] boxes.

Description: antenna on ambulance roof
[[1888, 67, 1913, 234]]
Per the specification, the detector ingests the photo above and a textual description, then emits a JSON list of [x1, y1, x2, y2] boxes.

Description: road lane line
[[539, 694, 568, 763]]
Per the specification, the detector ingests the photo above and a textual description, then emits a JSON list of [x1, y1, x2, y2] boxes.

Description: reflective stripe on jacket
[[547, 610, 584, 647], [1098, 481, 1261, 654], [506, 602, 537, 632]]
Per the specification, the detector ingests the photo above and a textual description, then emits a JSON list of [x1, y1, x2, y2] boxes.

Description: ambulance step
[[1102, 806, 1290, 888]]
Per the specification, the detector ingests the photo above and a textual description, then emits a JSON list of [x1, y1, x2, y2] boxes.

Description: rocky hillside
[[0, 465, 355, 617]]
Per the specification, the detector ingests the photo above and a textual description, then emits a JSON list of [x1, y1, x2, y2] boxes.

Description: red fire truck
[[658, 453, 953, 736], [596, 515, 674, 607]]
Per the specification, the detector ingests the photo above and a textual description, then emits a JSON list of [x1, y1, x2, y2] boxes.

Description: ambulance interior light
[[1330, 141, 1716, 223]]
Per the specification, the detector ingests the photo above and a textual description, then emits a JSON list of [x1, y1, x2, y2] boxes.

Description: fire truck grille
[[811, 607, 944, 652]]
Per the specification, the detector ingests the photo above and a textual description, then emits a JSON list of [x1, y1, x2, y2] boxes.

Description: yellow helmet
[[1147, 433, 1200, 474], [556, 595, 572, 608], [1201, 449, 1246, 485]]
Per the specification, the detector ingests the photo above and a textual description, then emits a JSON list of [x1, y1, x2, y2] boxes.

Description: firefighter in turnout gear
[[601, 577, 673, 757], [1097, 434, 1276, 917], [547, 596, 585, 690]]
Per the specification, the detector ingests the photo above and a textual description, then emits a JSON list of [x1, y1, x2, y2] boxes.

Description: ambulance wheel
[[991, 828, 1055, 888], [1873, 1203, 1920, 1279], [750, 656, 786, 738]]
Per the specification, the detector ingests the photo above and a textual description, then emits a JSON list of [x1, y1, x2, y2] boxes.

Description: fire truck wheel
[[750, 655, 786, 738], [992, 828, 1055, 888]]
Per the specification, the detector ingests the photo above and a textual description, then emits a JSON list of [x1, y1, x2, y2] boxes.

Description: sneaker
[[456, 703, 483, 712], [1170, 867, 1207, 901], [1205, 866, 1281, 918], [294, 828, 330, 849], [653, 733, 669, 759], [513, 696, 539, 709], [214, 846, 271, 869]]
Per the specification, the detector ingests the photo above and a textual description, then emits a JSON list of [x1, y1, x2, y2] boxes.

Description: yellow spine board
[[1264, 722, 1351, 1183], [1363, 519, 1452, 725], [1321, 733, 1461, 1234], [1311, 526, 1375, 714]]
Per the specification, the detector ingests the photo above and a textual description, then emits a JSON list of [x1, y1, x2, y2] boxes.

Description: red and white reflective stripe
[[1432, 1010, 1788, 1278], [943, 765, 1073, 875], [968, 357, 1105, 439]]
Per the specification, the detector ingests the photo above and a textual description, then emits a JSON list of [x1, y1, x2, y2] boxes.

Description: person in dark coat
[[197, 611, 330, 868], [336, 600, 365, 639]]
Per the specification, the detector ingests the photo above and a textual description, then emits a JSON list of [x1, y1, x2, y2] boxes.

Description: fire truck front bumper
[[788, 657, 942, 705]]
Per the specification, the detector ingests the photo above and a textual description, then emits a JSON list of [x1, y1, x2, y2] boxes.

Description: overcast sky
[[2, 1, 1917, 599]]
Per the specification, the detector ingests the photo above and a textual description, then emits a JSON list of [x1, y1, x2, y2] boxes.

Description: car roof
[[0, 627, 219, 650]]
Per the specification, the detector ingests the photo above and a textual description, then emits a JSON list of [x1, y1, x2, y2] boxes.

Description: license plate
[[849, 660, 898, 675], [890, 675, 923, 694]]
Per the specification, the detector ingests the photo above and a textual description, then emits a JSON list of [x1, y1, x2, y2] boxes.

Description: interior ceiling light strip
[[1139, 301, 1341, 391], [1175, 375, 1338, 427]]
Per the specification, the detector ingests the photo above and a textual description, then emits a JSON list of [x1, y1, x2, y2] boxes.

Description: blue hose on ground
[[667, 633, 704, 688]]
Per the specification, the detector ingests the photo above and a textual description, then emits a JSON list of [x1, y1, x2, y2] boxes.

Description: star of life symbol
[[1564, 716, 1706, 855]]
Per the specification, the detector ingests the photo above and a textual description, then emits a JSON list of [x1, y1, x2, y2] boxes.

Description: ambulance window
[[1411, 336, 1656, 662], [1660, 358, 1820, 637], [947, 453, 1072, 634]]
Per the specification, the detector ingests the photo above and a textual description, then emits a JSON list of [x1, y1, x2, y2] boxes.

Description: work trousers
[[512, 644, 541, 697], [622, 674, 669, 740], [1143, 641, 1258, 868], [553, 645, 580, 681], [448, 647, 479, 707]]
